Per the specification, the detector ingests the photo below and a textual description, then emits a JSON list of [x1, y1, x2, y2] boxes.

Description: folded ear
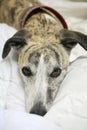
[[2, 29, 31, 59], [59, 29, 87, 52]]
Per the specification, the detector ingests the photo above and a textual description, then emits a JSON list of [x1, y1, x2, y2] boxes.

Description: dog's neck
[[0, 0, 67, 36], [0, 0, 68, 52], [18, 9, 61, 39], [0, 0, 41, 29], [18, 5, 68, 35]]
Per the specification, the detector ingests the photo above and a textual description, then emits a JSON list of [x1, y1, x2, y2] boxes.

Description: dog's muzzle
[[30, 102, 47, 116]]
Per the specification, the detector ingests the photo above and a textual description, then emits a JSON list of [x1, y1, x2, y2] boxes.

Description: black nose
[[30, 102, 47, 116]]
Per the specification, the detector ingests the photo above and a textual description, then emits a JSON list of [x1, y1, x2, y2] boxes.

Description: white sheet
[[45, 57, 87, 130], [0, 24, 25, 111], [0, 0, 87, 130], [0, 107, 62, 130]]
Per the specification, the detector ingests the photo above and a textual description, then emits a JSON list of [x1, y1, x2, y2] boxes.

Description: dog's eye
[[50, 67, 61, 78], [22, 67, 32, 77]]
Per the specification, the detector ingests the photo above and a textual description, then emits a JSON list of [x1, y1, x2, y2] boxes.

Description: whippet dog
[[0, 0, 87, 116]]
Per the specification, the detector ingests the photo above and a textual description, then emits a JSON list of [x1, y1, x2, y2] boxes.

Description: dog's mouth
[[30, 102, 47, 116]]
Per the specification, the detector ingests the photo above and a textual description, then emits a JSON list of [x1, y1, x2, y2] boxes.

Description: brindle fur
[[0, 0, 41, 28], [0, 0, 81, 116], [0, 0, 62, 32]]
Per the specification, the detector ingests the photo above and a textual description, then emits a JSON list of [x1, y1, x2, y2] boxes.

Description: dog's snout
[[30, 102, 47, 116]]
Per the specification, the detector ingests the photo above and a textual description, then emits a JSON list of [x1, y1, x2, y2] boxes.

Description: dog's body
[[0, 0, 41, 29], [0, 0, 87, 116]]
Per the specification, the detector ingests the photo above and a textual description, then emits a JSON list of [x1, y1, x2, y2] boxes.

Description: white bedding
[[0, 0, 87, 130], [45, 57, 87, 130], [0, 107, 62, 130]]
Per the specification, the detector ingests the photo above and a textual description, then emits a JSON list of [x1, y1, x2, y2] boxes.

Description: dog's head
[[2, 29, 87, 116]]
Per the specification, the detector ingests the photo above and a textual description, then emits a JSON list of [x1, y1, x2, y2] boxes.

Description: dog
[[0, 0, 87, 116]]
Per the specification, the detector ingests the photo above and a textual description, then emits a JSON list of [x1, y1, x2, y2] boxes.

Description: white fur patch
[[25, 54, 48, 111], [35, 54, 47, 104]]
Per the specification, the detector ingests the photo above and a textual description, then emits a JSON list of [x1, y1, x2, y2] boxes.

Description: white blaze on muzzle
[[35, 54, 48, 105], [25, 54, 48, 113]]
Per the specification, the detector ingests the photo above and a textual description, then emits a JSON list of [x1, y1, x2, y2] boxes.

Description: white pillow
[[45, 57, 87, 130], [0, 24, 25, 111], [0, 107, 62, 130]]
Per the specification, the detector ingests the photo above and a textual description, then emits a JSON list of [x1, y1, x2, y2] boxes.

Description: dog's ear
[[2, 29, 31, 59], [59, 29, 87, 52]]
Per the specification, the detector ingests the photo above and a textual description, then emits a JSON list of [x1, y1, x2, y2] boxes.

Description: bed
[[0, 0, 87, 130]]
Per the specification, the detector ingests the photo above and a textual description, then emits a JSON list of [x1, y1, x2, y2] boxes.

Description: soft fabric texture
[[0, 24, 25, 111], [0, 0, 87, 130], [0, 107, 62, 130], [45, 57, 87, 130]]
